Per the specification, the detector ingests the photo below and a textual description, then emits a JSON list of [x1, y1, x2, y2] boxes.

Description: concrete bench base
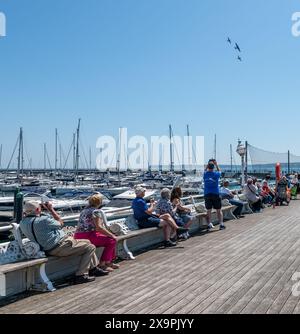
[[0, 258, 55, 298]]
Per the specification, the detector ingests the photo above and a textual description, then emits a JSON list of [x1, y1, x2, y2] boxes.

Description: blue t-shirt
[[203, 171, 221, 195], [132, 198, 150, 221]]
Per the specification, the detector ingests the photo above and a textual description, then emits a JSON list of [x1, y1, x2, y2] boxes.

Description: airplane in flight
[[235, 43, 241, 52]]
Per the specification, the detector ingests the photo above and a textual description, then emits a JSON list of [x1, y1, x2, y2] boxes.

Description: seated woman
[[261, 181, 274, 205], [132, 186, 188, 247], [171, 187, 194, 237], [243, 178, 263, 213], [156, 188, 190, 240], [74, 194, 119, 273]]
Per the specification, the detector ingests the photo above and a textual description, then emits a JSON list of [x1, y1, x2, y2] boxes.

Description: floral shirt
[[156, 199, 176, 217], [76, 207, 102, 233]]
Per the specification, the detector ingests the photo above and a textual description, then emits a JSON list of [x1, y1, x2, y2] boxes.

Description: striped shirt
[[20, 214, 65, 251]]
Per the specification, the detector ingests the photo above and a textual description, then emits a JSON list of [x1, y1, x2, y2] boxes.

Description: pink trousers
[[74, 231, 116, 263]]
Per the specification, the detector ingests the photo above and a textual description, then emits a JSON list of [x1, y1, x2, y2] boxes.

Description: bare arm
[[145, 200, 156, 215], [94, 217, 117, 239], [214, 161, 221, 172], [43, 203, 64, 226]]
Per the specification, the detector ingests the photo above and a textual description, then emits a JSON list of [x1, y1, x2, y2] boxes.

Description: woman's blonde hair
[[88, 193, 102, 208]]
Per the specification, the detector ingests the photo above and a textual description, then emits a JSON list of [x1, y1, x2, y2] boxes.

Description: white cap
[[23, 201, 40, 215], [135, 186, 146, 196]]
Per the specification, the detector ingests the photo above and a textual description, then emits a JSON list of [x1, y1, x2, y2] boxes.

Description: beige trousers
[[48, 237, 99, 276]]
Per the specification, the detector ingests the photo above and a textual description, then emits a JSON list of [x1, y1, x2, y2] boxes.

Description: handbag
[[106, 220, 130, 236]]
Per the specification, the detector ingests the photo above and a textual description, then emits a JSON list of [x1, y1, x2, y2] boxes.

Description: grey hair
[[161, 188, 171, 199]]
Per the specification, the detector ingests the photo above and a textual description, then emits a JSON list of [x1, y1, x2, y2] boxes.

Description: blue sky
[[0, 0, 300, 168]]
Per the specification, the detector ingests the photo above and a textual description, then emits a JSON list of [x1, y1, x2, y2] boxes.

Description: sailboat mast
[[169, 125, 174, 172], [230, 144, 233, 173], [55, 128, 58, 174], [75, 119, 81, 177], [17, 127, 24, 179], [44, 143, 47, 171], [89, 146, 92, 171], [187, 125, 191, 170], [117, 128, 122, 185], [73, 133, 76, 170], [214, 134, 217, 160], [0, 144, 2, 170]]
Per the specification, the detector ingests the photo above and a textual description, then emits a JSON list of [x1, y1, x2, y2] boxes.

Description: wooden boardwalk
[[2, 201, 300, 314]]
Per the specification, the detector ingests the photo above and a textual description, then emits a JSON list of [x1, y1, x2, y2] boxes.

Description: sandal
[[99, 265, 114, 272], [107, 263, 120, 270]]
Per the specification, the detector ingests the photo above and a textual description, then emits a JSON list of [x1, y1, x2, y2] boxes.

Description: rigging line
[[57, 133, 67, 166], [6, 135, 19, 171], [23, 137, 32, 169], [63, 138, 75, 170], [45, 146, 52, 170], [79, 139, 89, 169], [171, 128, 181, 170]]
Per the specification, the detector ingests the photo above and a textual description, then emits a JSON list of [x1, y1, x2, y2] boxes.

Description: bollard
[[15, 192, 24, 224]]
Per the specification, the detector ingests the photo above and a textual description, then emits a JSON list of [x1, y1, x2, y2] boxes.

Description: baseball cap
[[135, 186, 146, 196]]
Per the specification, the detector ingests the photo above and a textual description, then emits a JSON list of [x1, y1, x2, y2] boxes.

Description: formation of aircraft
[[227, 37, 242, 62]]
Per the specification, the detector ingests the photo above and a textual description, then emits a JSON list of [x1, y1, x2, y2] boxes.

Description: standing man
[[203, 159, 226, 231]]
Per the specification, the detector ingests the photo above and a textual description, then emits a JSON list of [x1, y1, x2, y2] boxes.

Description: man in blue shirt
[[132, 186, 188, 247], [203, 159, 225, 231]]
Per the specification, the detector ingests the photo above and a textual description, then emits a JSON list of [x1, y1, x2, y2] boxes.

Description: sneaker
[[219, 224, 226, 230], [164, 240, 177, 248], [89, 267, 110, 277], [170, 237, 177, 243], [183, 232, 189, 240], [177, 227, 189, 236], [74, 275, 96, 285], [207, 223, 215, 231]]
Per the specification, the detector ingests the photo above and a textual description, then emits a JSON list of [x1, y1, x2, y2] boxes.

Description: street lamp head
[[236, 140, 246, 157]]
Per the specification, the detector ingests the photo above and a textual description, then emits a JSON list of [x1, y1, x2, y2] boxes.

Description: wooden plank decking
[[1, 201, 300, 314]]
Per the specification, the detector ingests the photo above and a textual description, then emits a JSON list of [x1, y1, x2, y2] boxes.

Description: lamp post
[[236, 140, 247, 186]]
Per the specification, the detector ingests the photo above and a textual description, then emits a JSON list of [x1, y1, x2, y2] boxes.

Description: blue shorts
[[180, 214, 193, 225], [175, 217, 185, 227], [138, 216, 161, 229]]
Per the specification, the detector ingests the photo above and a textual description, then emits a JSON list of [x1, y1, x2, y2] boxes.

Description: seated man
[[20, 201, 108, 285], [220, 180, 245, 219], [131, 186, 188, 247]]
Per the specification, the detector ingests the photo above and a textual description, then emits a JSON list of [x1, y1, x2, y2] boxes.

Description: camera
[[40, 196, 50, 206]]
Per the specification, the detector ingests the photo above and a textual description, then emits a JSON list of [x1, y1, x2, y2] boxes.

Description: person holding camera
[[20, 200, 108, 285], [132, 186, 188, 247], [203, 159, 226, 231]]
